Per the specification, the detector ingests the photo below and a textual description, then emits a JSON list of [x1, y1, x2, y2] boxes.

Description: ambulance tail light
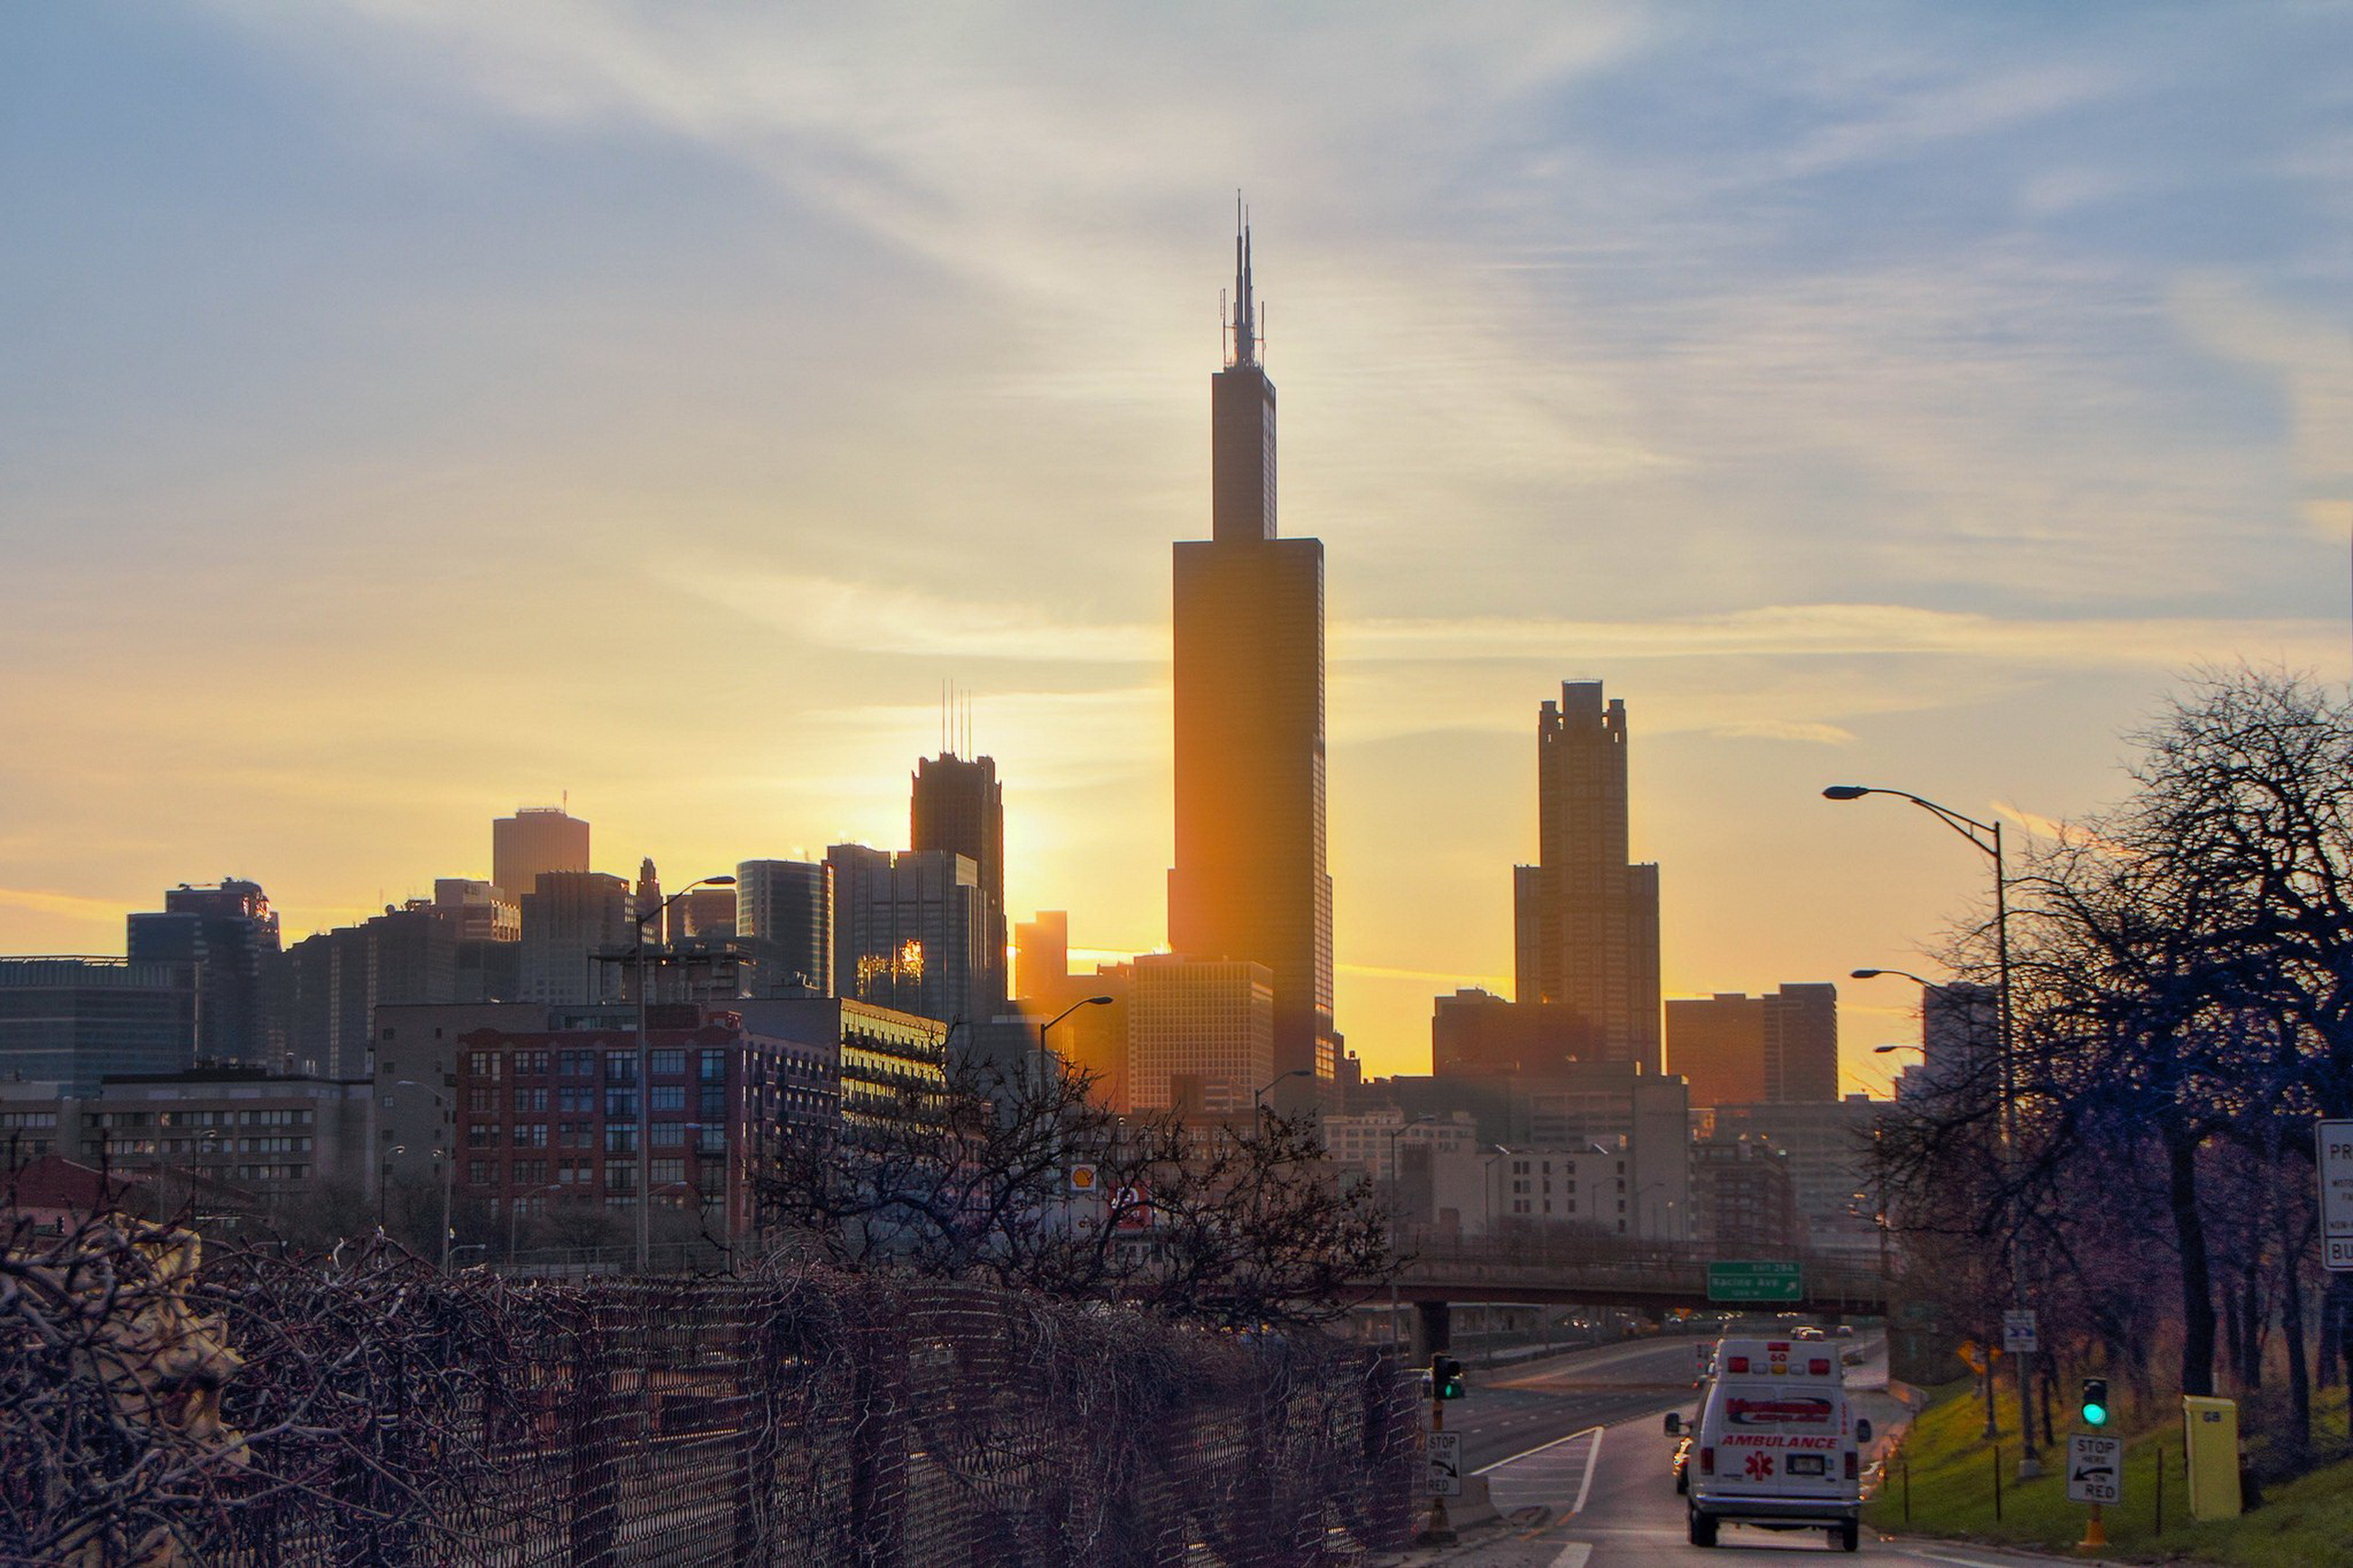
[[1700, 1446, 1716, 1475], [1845, 1450, 1859, 1480], [1810, 1358, 1832, 1375], [1727, 1356, 1749, 1373]]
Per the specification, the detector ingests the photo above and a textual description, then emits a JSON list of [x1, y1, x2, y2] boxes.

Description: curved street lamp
[[1824, 782, 2033, 1472], [1037, 995, 1115, 1091]]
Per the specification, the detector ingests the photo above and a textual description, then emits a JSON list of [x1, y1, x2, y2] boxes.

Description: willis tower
[[1168, 212, 1338, 1106]]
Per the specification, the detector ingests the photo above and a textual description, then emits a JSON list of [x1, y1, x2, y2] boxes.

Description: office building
[[912, 752, 1007, 1013], [1667, 983, 1841, 1107], [126, 880, 281, 1066], [1414, 1146, 1629, 1239], [1700, 1096, 1884, 1263], [70, 1064, 371, 1198], [1126, 954, 1273, 1115], [1319, 1107, 1476, 1183], [492, 806, 590, 901], [1513, 683, 1662, 1071], [1168, 219, 1336, 1110], [827, 845, 990, 1028], [517, 871, 634, 1006], [282, 903, 468, 1078], [736, 860, 832, 997], [1431, 987, 1584, 1077], [1689, 1138, 1802, 1254], [0, 958, 195, 1091], [673, 886, 735, 942], [430, 879, 521, 944]]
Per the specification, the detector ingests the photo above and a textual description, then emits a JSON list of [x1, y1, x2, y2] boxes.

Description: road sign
[[2321, 1120, 2353, 1272], [2067, 1434, 2123, 1504], [1426, 1431, 1462, 1497], [1707, 1260, 1803, 1302], [2003, 1309, 2040, 1354]]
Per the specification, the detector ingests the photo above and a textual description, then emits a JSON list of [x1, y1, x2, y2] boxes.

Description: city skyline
[[5, 6, 2347, 1088]]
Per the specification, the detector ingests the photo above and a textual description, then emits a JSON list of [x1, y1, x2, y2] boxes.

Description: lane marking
[[1473, 1422, 1603, 1475], [1570, 1425, 1604, 1517], [1547, 1545, 1593, 1568]]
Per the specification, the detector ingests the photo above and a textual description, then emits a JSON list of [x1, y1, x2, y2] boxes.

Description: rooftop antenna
[[1229, 191, 1259, 369]]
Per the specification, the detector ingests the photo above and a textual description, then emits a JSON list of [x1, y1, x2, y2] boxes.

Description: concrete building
[[827, 844, 989, 1029], [1512, 683, 1662, 1072], [1319, 1107, 1477, 1183], [517, 871, 634, 1007], [1700, 1096, 1885, 1263], [1667, 983, 1841, 1107], [1167, 221, 1338, 1114], [1126, 955, 1274, 1115], [912, 751, 1007, 1015], [283, 903, 468, 1079], [126, 880, 281, 1066], [1689, 1138, 1802, 1254], [735, 859, 832, 997], [1896, 980, 1999, 1104], [0, 957, 195, 1091], [66, 1064, 372, 1198], [492, 806, 591, 903], [430, 879, 520, 943], [1419, 1146, 1630, 1239], [1430, 987, 1588, 1077]]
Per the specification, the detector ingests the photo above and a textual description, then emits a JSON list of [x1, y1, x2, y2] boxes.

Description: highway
[[1400, 1334, 2086, 1566]]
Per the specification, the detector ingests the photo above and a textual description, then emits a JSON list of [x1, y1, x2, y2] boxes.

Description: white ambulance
[[1664, 1336, 1872, 1550]]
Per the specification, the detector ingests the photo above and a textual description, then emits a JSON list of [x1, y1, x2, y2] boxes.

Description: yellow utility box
[[2181, 1395, 2242, 1520]]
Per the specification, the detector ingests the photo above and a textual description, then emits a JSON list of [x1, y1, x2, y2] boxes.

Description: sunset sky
[[5, 3, 2347, 1089]]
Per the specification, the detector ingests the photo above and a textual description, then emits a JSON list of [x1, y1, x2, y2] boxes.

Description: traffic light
[[2080, 1376, 2109, 1428], [1433, 1355, 1466, 1400]]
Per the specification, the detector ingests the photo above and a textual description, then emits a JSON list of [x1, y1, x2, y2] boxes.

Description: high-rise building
[[1126, 954, 1274, 1116], [1762, 982, 1839, 1102], [827, 845, 990, 1028], [126, 880, 281, 1066], [429, 879, 520, 944], [1513, 683, 1662, 1071], [735, 860, 832, 996], [1168, 216, 1336, 1110], [1667, 983, 1841, 1106], [912, 752, 1007, 1013], [282, 903, 465, 1078], [492, 806, 590, 901], [517, 871, 634, 1006], [0, 957, 195, 1091]]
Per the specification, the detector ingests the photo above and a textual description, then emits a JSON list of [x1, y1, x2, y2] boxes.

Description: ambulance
[[1664, 1336, 1873, 1550]]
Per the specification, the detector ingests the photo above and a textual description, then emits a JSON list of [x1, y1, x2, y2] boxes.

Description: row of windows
[[81, 1108, 316, 1129], [466, 1156, 711, 1191]]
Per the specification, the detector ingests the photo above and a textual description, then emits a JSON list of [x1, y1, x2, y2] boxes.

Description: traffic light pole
[[1422, 1384, 1455, 1547]]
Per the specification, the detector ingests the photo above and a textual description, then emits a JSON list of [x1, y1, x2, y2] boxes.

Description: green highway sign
[[1707, 1260, 1803, 1303]]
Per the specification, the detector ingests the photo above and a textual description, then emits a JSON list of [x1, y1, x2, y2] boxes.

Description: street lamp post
[[1254, 1067, 1313, 1115], [1481, 1145, 1509, 1240], [378, 1143, 404, 1227], [1385, 1114, 1436, 1347], [634, 874, 737, 1274], [395, 1080, 452, 1269], [1035, 995, 1113, 1095], [1825, 782, 2035, 1475]]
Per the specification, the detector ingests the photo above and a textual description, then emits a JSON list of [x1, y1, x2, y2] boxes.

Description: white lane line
[[1570, 1425, 1604, 1516], [1547, 1545, 1593, 1568], [1472, 1422, 1603, 1475]]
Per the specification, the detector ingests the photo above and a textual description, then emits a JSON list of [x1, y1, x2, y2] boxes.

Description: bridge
[[1366, 1237, 1895, 1355]]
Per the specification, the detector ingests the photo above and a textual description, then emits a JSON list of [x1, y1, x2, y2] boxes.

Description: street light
[[1385, 1114, 1436, 1347], [377, 1144, 405, 1226], [395, 1080, 453, 1270], [1824, 782, 2034, 1474], [634, 874, 737, 1274], [1254, 1067, 1313, 1114], [1481, 1144, 1510, 1240], [1036, 995, 1113, 1093]]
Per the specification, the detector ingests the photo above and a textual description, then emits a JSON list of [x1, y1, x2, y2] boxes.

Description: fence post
[[1992, 1444, 2003, 1522], [568, 1298, 619, 1567]]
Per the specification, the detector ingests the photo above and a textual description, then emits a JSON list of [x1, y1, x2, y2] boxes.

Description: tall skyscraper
[[1126, 955, 1274, 1115], [827, 844, 990, 1028], [1666, 982, 1840, 1106], [492, 806, 590, 900], [1168, 214, 1336, 1105], [1512, 682, 1662, 1071], [516, 871, 632, 1006], [126, 879, 281, 1065], [736, 859, 832, 996], [911, 752, 1006, 1012]]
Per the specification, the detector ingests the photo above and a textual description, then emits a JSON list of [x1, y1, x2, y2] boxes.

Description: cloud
[[0, 888, 128, 927]]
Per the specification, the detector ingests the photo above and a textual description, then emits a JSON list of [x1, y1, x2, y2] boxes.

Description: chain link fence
[[2, 1219, 1419, 1565]]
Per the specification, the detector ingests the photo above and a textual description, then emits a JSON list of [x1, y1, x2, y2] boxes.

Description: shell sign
[[1068, 1163, 1099, 1192]]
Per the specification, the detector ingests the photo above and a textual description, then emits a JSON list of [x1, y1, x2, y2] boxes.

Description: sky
[[4, 2, 2349, 1090]]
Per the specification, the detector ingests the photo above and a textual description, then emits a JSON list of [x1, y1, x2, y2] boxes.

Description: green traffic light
[[2080, 1376, 2109, 1427], [1434, 1356, 1466, 1399]]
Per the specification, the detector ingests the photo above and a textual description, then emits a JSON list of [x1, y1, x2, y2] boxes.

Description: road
[[1401, 1335, 2094, 1567]]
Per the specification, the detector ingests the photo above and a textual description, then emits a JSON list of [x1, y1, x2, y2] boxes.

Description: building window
[[650, 1085, 684, 1113], [605, 1052, 637, 1085], [700, 1051, 728, 1083], [559, 1087, 593, 1114], [468, 1088, 498, 1113], [699, 1086, 728, 1119], [515, 1050, 549, 1076], [511, 1123, 548, 1149], [697, 1127, 727, 1156], [606, 1164, 637, 1192], [649, 1049, 686, 1077], [651, 1121, 685, 1148], [512, 1159, 547, 1186], [469, 1160, 496, 1185], [605, 1126, 637, 1155], [558, 1123, 591, 1149], [559, 1050, 592, 1077], [466, 1125, 496, 1149], [468, 1051, 500, 1081], [605, 1088, 638, 1119]]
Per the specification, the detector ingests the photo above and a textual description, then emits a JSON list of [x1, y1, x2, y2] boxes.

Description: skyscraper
[[1168, 214, 1336, 1105], [736, 859, 832, 996], [516, 871, 632, 1006], [126, 879, 281, 1066], [911, 752, 1006, 1012], [492, 806, 590, 901], [826, 844, 990, 1028], [1513, 682, 1662, 1070]]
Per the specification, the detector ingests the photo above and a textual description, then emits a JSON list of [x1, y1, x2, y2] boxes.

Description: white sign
[[2002, 1309, 2040, 1354], [2321, 1120, 2353, 1273], [1427, 1431, 1462, 1497], [2066, 1434, 2123, 1504]]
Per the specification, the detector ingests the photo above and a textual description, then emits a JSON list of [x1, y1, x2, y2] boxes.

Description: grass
[[1866, 1376, 2353, 1564]]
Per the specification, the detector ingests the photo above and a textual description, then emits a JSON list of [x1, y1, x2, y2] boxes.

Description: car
[[1794, 1325, 1826, 1340], [1673, 1434, 1695, 1493]]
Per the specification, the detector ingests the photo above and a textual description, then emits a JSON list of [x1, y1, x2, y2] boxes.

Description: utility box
[[2181, 1395, 2242, 1520]]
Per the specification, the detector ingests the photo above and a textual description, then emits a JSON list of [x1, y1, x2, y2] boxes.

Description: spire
[[1229, 192, 1259, 369]]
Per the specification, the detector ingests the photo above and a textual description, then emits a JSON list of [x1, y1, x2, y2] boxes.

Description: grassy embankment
[[1866, 1376, 2353, 1564]]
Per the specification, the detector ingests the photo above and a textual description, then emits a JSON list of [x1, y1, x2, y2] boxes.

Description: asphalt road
[[1397, 1336, 2093, 1568]]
